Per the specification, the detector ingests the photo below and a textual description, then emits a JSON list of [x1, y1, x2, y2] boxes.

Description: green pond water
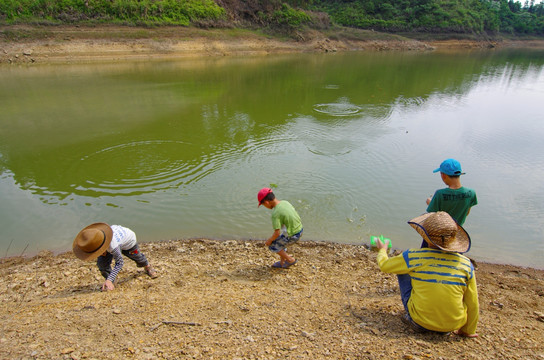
[[1, 49, 543, 268]]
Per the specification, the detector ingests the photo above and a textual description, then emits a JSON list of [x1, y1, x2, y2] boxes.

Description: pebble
[[245, 335, 255, 342], [534, 311, 544, 321]]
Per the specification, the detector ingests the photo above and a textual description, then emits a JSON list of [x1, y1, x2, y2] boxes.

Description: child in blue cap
[[423, 159, 477, 248]]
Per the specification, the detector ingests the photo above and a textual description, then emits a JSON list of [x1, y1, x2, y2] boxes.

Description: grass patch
[[323, 26, 411, 42], [0, 23, 289, 43]]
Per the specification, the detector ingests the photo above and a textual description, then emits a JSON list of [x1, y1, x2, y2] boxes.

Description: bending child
[[73, 223, 157, 291], [258, 188, 303, 269]]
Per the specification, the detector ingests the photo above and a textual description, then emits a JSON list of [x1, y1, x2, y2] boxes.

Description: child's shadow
[[51, 272, 143, 298], [349, 306, 457, 342], [50, 283, 101, 298], [210, 265, 274, 283]]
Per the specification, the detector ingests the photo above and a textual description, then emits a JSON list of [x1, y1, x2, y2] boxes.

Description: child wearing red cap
[[258, 188, 303, 268]]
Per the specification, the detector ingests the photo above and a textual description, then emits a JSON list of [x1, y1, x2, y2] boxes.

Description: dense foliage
[[0, 0, 226, 25], [0, 0, 543, 35], [309, 0, 544, 35]]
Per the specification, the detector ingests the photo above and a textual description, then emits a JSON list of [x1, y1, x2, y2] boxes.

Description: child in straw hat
[[375, 212, 479, 337], [73, 223, 158, 291]]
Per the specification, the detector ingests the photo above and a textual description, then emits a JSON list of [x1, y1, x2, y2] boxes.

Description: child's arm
[[458, 271, 479, 337], [265, 229, 281, 246], [102, 247, 124, 291]]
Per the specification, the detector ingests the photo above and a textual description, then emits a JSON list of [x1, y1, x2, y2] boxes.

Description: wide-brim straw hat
[[73, 223, 113, 261], [408, 212, 471, 253]]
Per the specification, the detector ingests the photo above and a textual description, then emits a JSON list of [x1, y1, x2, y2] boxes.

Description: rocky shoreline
[[1, 238, 543, 359], [2, 25, 544, 65]]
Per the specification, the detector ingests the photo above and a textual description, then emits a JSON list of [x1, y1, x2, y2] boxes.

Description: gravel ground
[[1, 238, 543, 359]]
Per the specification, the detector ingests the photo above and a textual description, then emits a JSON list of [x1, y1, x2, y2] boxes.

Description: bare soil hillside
[[4, 25, 543, 64]]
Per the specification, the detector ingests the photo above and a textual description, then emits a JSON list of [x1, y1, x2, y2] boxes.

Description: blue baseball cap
[[433, 159, 466, 176]]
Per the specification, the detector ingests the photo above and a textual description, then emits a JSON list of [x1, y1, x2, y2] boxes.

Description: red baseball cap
[[257, 187, 273, 207]]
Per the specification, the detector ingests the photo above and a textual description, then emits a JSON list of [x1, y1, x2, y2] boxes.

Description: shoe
[[271, 260, 297, 268], [401, 313, 427, 333], [145, 266, 158, 279]]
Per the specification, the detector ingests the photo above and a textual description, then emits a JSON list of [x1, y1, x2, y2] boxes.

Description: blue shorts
[[268, 229, 303, 253]]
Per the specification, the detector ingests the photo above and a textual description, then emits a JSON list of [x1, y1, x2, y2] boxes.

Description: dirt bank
[[3, 25, 544, 64], [0, 25, 425, 64], [1, 238, 543, 359]]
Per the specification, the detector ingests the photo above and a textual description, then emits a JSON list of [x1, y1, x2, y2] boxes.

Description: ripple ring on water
[[313, 103, 361, 116], [74, 140, 204, 196]]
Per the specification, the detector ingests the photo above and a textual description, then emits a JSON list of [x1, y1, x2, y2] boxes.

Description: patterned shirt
[[105, 225, 137, 282], [377, 248, 479, 334]]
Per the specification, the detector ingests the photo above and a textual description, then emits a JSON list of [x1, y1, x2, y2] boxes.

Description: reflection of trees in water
[[1, 50, 543, 203]]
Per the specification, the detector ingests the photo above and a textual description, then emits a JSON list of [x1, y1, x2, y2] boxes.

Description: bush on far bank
[[0, 0, 226, 26], [1, 0, 543, 36]]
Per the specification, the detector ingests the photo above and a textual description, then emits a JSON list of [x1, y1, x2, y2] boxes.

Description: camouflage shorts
[[268, 229, 303, 253]]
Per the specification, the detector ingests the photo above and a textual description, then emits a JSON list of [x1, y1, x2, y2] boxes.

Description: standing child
[[73, 223, 158, 291], [258, 188, 303, 268], [423, 158, 477, 248]]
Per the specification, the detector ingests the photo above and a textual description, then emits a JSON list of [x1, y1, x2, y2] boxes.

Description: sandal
[[145, 266, 158, 279], [271, 259, 297, 268]]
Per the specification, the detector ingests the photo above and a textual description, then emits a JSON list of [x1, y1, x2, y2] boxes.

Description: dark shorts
[[97, 244, 148, 279], [268, 229, 303, 253]]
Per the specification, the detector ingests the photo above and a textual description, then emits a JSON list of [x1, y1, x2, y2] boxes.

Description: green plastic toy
[[370, 235, 392, 249]]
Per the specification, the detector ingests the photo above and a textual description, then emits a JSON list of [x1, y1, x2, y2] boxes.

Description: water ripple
[[72, 140, 206, 196], [313, 103, 361, 117], [239, 136, 296, 155], [396, 96, 427, 107]]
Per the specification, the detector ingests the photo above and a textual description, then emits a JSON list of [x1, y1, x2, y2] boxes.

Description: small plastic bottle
[[370, 235, 392, 251]]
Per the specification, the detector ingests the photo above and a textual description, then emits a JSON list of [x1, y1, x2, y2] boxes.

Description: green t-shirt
[[426, 187, 477, 225], [271, 200, 303, 236]]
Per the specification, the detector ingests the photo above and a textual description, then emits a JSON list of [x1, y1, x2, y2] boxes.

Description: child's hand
[[426, 196, 432, 205], [376, 238, 390, 250], [102, 280, 115, 291], [265, 230, 280, 247]]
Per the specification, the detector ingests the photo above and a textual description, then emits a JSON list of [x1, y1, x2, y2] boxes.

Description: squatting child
[[258, 188, 303, 268], [73, 223, 157, 291], [376, 212, 479, 337]]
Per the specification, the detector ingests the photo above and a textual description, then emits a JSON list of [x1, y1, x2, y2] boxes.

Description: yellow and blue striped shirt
[[377, 248, 479, 334]]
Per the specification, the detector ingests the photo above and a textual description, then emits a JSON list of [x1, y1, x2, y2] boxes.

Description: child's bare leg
[[277, 250, 295, 264]]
